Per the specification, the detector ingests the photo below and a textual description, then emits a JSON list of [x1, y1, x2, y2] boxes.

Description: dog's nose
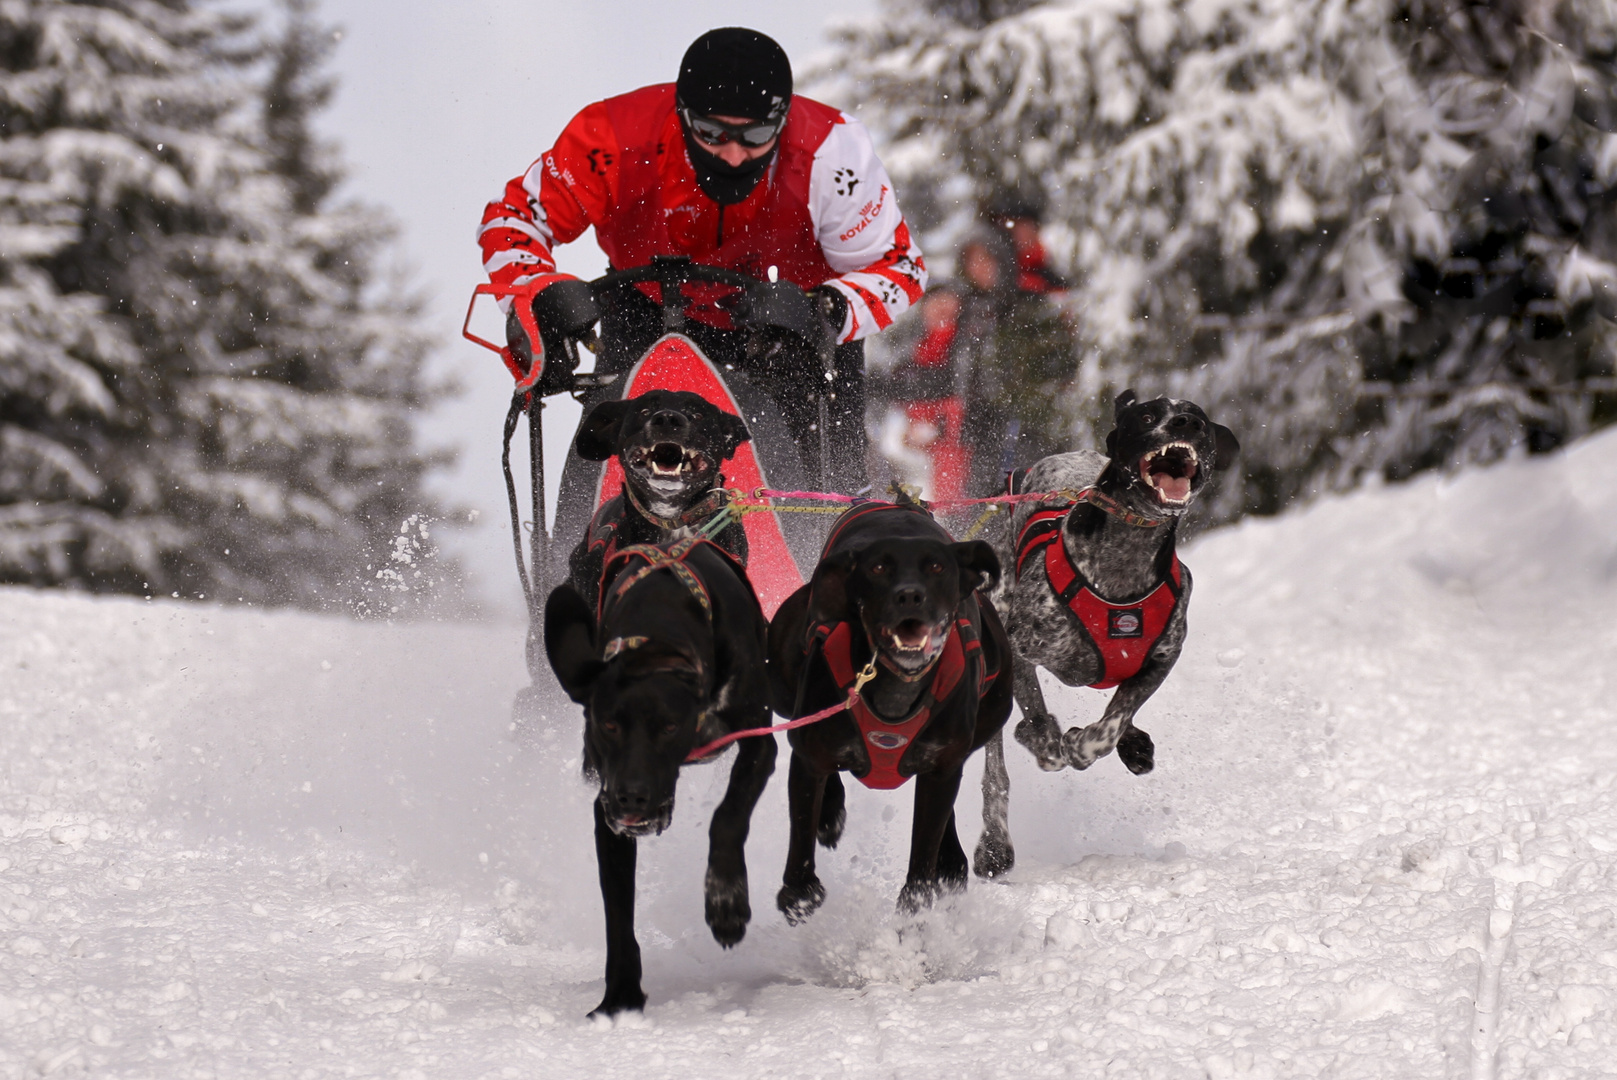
[[611, 785, 652, 813], [648, 410, 689, 436], [1168, 413, 1203, 434], [891, 584, 926, 611]]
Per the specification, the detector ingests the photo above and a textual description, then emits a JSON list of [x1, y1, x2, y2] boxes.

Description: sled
[[465, 257, 833, 693]]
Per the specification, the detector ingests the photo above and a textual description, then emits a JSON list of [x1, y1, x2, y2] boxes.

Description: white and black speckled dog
[[972, 390, 1239, 879]]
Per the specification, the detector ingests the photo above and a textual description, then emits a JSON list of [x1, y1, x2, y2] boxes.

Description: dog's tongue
[[1153, 473, 1191, 503]]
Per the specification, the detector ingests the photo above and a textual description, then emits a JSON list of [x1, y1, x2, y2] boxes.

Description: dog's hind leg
[[1010, 656, 1066, 772], [591, 799, 645, 1018], [817, 771, 846, 849], [972, 728, 1016, 879], [705, 734, 778, 948], [897, 764, 965, 914], [777, 751, 829, 925]]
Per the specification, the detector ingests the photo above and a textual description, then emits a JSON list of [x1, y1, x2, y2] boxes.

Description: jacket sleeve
[[477, 102, 619, 294], [807, 114, 929, 343]]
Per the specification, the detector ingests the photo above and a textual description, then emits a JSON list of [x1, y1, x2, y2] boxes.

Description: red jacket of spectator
[[478, 84, 927, 343]]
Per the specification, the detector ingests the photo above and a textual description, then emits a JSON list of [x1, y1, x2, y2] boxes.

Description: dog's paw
[[1014, 713, 1067, 771], [588, 983, 647, 1019], [896, 879, 941, 915], [1117, 726, 1155, 775], [776, 877, 825, 926], [972, 836, 1015, 880], [704, 868, 751, 948], [1061, 724, 1104, 770]]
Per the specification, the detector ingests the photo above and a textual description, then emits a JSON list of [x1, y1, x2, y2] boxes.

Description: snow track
[[3, 430, 1615, 1078]]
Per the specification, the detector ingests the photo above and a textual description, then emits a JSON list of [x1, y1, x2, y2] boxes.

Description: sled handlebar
[[464, 256, 825, 392]]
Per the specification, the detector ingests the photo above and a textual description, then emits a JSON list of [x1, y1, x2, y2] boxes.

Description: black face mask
[[683, 126, 776, 206]]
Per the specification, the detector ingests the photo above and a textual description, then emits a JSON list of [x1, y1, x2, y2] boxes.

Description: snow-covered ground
[[3, 430, 1615, 1080]]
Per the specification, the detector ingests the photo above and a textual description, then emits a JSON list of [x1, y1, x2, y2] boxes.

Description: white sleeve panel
[[810, 116, 905, 274], [808, 114, 928, 342]]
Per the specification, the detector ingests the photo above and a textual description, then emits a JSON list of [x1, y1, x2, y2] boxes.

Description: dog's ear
[[1211, 422, 1241, 472], [807, 549, 858, 625], [1114, 389, 1138, 419], [949, 540, 1001, 596], [544, 584, 603, 704], [575, 398, 632, 461], [716, 411, 752, 461]]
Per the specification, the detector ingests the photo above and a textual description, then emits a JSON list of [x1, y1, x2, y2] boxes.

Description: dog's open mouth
[[877, 618, 949, 673], [607, 803, 674, 838], [627, 443, 711, 484], [1140, 442, 1199, 506]]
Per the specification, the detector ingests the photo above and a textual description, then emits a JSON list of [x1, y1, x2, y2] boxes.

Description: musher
[[477, 26, 927, 494]]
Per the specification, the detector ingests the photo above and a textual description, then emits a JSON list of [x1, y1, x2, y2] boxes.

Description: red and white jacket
[[478, 84, 926, 343]]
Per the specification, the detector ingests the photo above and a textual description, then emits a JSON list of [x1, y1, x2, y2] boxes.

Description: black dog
[[545, 538, 775, 1017], [568, 390, 752, 612], [767, 500, 1012, 918], [973, 391, 1239, 878]]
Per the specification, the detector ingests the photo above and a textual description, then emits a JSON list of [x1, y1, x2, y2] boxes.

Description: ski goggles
[[678, 102, 788, 148]]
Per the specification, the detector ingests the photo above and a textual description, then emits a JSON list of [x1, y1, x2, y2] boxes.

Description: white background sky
[[299, 1, 867, 613]]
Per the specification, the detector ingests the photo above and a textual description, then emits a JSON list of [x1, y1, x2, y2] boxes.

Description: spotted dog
[[567, 389, 751, 613], [972, 391, 1239, 879]]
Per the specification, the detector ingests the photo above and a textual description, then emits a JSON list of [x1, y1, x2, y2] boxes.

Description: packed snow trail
[[3, 430, 1615, 1079]]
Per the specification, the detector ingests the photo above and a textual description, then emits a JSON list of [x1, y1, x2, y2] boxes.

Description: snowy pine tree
[[0, 0, 450, 607], [824, 0, 1617, 517]]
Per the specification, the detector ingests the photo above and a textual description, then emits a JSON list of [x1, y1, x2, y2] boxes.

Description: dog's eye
[[1141, 413, 1157, 426], [923, 561, 943, 575], [869, 562, 890, 576], [602, 721, 620, 735], [664, 722, 678, 736]]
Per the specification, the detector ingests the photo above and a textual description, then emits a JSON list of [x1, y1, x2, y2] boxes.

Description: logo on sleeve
[[837, 184, 890, 243], [833, 168, 860, 197], [586, 148, 615, 176]]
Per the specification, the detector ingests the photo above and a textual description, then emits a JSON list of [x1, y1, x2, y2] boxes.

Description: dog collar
[[1076, 487, 1167, 528], [622, 481, 730, 533], [602, 635, 650, 660]]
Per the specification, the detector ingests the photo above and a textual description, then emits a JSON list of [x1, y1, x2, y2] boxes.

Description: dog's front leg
[[591, 799, 645, 1017], [1010, 655, 1066, 771], [1064, 607, 1186, 772], [972, 728, 1015, 879], [898, 765, 965, 914], [704, 733, 778, 947], [776, 750, 829, 925]]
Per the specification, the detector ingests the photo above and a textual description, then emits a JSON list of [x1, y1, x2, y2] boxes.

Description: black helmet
[[677, 28, 792, 122]]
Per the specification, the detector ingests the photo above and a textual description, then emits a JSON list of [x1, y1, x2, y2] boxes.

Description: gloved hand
[[809, 285, 849, 345], [505, 307, 575, 395], [505, 277, 600, 395]]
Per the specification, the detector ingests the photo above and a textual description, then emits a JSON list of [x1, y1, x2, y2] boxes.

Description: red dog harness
[[807, 608, 995, 790], [1015, 500, 1182, 690]]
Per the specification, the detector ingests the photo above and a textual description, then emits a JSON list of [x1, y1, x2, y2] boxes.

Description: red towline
[[684, 660, 879, 763], [746, 487, 1076, 511]]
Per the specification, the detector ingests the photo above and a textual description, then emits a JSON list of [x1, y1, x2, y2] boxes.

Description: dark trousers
[[598, 287, 868, 494]]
